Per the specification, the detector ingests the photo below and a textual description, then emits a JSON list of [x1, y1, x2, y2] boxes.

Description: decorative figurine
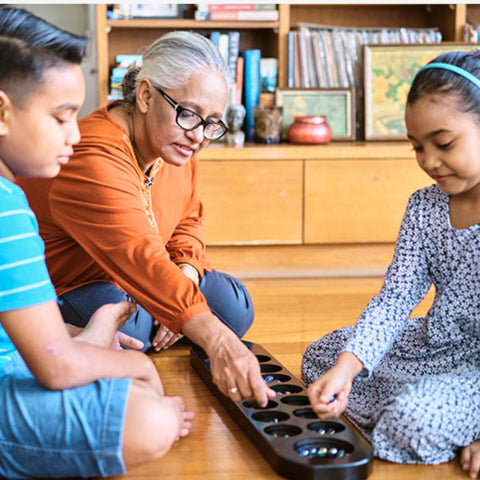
[[225, 104, 246, 147]]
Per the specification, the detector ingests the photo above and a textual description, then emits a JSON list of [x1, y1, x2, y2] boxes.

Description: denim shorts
[[0, 351, 131, 479]]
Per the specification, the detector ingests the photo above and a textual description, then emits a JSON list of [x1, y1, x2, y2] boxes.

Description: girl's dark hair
[[407, 50, 480, 120], [0, 6, 89, 105]]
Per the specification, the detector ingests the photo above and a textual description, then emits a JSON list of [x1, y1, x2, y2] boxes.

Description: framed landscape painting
[[364, 43, 480, 140], [276, 87, 355, 141]]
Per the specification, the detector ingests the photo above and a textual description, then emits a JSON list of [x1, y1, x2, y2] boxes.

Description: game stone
[[190, 341, 373, 480]]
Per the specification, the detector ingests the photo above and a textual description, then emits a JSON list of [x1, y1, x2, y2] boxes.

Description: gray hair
[[121, 30, 230, 110]]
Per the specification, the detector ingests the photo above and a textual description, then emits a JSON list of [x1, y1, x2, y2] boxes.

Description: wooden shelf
[[107, 18, 280, 30], [198, 141, 413, 161]]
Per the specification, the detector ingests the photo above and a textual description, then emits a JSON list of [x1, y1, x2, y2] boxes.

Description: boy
[[0, 6, 192, 478]]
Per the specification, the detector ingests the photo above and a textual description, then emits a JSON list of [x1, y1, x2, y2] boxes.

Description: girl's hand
[[307, 367, 351, 419], [461, 440, 480, 479], [307, 351, 363, 419]]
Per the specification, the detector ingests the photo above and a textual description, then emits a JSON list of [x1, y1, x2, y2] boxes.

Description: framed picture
[[364, 42, 480, 140], [276, 88, 355, 141]]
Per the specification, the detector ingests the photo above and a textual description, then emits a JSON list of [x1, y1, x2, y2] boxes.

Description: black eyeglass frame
[[153, 85, 228, 141]]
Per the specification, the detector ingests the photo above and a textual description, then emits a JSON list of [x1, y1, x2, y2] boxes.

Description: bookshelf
[[95, 4, 477, 105], [93, 4, 477, 275]]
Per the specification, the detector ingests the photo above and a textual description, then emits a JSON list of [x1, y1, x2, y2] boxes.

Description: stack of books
[[289, 24, 442, 90], [209, 30, 278, 142], [196, 4, 279, 22]]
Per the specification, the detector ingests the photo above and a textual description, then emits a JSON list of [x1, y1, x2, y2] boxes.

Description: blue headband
[[417, 62, 480, 90]]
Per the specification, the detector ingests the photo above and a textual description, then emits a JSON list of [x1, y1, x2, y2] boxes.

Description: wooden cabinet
[[198, 142, 431, 246], [198, 159, 303, 245], [196, 143, 432, 277], [304, 158, 429, 244]]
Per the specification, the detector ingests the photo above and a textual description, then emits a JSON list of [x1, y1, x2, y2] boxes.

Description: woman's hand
[[152, 322, 184, 351], [208, 335, 276, 407], [182, 311, 276, 407], [178, 263, 200, 285], [461, 440, 480, 479]]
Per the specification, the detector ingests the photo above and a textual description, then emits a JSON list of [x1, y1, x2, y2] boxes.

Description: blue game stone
[[317, 428, 326, 435], [298, 449, 310, 457], [317, 447, 328, 457], [327, 428, 336, 435], [264, 375, 274, 383], [337, 449, 346, 458]]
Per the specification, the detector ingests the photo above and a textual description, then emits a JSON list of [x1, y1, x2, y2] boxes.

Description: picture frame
[[275, 87, 355, 141], [364, 42, 480, 140]]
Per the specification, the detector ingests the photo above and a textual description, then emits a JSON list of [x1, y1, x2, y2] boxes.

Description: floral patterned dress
[[302, 184, 480, 464]]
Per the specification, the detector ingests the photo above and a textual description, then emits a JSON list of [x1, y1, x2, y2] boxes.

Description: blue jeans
[[0, 352, 130, 478], [59, 269, 254, 352]]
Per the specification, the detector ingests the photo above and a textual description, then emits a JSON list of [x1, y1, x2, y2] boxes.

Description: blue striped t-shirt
[[0, 177, 56, 371]]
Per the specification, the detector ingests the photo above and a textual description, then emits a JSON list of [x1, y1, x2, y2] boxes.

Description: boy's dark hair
[[0, 6, 89, 105], [407, 50, 480, 121]]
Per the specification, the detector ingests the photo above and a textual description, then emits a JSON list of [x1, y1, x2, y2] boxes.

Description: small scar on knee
[[45, 345, 60, 356]]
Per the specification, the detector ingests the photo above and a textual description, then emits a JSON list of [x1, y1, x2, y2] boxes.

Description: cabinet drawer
[[199, 160, 303, 245], [304, 158, 431, 244]]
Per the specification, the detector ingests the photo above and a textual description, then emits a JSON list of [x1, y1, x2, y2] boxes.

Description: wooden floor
[[111, 277, 466, 480]]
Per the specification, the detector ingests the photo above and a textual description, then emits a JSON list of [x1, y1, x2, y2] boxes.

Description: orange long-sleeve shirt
[[17, 104, 212, 333]]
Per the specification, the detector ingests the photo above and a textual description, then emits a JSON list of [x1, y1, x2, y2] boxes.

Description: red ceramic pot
[[287, 115, 332, 144]]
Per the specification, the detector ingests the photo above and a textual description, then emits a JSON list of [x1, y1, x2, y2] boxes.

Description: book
[[208, 4, 277, 11], [208, 9, 279, 21], [288, 30, 295, 88], [260, 58, 278, 93], [210, 31, 220, 48], [218, 33, 230, 69], [293, 30, 301, 88], [228, 31, 240, 85], [297, 26, 310, 88], [240, 49, 261, 142], [235, 55, 244, 105]]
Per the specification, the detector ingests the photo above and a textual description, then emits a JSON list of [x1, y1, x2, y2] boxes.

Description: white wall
[[15, 4, 99, 118]]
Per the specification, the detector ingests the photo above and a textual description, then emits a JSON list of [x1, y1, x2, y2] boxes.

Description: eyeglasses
[[153, 85, 228, 142]]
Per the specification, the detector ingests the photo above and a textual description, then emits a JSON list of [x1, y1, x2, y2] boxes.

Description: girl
[[302, 50, 480, 478]]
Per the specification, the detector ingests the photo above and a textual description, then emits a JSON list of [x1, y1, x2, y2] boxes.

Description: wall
[[15, 3, 99, 118]]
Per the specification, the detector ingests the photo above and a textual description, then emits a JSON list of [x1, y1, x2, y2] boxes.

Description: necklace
[[129, 111, 155, 188]]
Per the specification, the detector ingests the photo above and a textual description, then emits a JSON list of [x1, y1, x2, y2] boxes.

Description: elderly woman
[[18, 31, 274, 406]]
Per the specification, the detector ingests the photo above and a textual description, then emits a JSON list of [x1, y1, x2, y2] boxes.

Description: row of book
[[195, 4, 279, 22], [289, 24, 442, 90], [209, 31, 278, 142]]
